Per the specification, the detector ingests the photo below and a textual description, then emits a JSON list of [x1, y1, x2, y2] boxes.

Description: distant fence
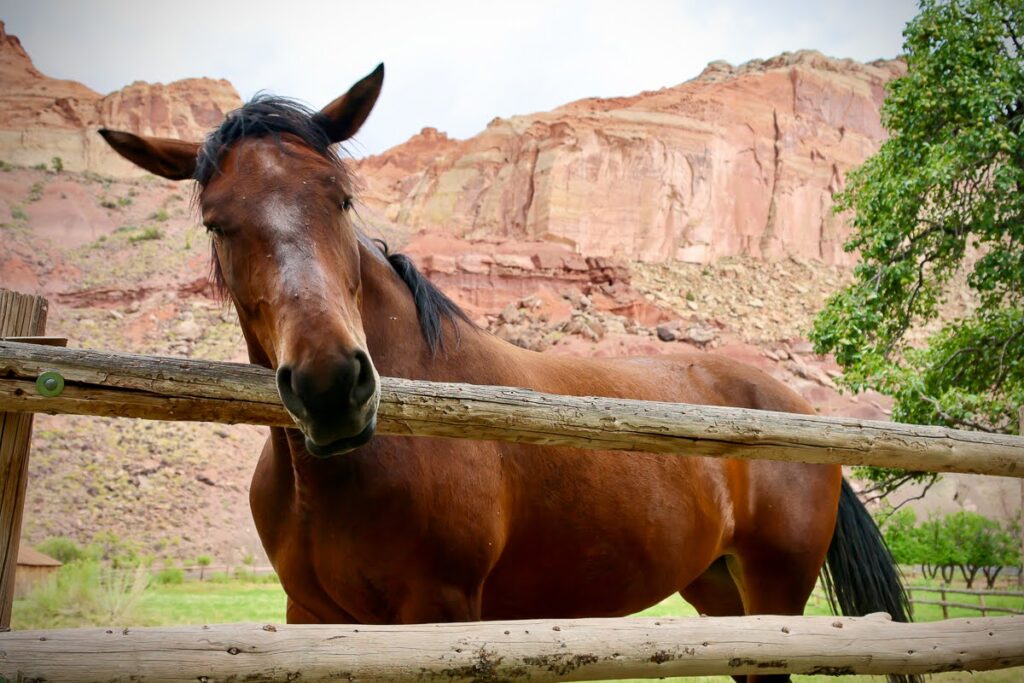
[[907, 585, 1024, 618]]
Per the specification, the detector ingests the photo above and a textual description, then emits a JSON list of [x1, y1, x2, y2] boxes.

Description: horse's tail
[[820, 478, 920, 683]]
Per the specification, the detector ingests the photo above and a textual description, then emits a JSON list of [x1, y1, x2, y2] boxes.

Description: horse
[[100, 65, 914, 683]]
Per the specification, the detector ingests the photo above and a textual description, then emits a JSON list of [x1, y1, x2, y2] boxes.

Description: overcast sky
[[2, 0, 918, 156]]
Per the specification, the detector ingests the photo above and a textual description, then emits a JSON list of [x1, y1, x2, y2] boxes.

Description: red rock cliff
[[356, 51, 904, 265], [0, 21, 241, 176]]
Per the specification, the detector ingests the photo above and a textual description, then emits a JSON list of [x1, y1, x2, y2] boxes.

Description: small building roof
[[17, 546, 62, 567]]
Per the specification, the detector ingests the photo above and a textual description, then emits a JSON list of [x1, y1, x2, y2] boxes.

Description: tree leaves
[[811, 0, 1024, 495]]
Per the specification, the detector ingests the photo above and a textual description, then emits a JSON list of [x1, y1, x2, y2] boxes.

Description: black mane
[[374, 241, 475, 355], [200, 96, 473, 354]]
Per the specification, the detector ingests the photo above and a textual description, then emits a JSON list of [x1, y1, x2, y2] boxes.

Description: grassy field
[[12, 578, 1023, 682]]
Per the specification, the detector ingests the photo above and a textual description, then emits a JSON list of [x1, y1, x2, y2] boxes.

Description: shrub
[[51, 156, 63, 173], [27, 181, 44, 202], [149, 208, 170, 222], [14, 560, 149, 629], [31, 163, 47, 171], [128, 226, 163, 243], [11, 205, 28, 221], [153, 567, 184, 585], [36, 537, 89, 564]]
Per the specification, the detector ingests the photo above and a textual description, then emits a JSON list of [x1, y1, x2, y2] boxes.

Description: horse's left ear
[[316, 63, 384, 143]]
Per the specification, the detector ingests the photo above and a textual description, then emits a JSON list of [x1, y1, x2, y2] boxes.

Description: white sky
[[1, 0, 918, 156]]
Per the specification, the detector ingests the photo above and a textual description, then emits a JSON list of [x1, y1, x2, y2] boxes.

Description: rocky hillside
[[357, 52, 905, 266], [0, 21, 240, 176], [0, 22, 1017, 565]]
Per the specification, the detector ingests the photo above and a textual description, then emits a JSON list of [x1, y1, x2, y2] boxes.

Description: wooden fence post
[[0, 289, 48, 630], [940, 587, 949, 620]]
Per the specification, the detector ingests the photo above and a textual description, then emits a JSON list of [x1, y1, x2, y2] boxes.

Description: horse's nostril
[[351, 349, 376, 407], [276, 365, 307, 419]]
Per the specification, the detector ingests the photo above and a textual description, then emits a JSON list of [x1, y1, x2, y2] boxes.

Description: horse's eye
[[205, 224, 223, 236], [342, 197, 353, 211]]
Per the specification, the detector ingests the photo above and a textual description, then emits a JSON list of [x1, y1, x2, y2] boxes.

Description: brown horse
[[101, 65, 913, 683]]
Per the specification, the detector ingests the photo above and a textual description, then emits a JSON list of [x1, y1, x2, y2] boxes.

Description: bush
[[36, 537, 89, 564], [128, 226, 163, 243], [14, 560, 149, 629], [51, 156, 63, 173], [149, 208, 169, 222], [153, 567, 184, 585], [27, 181, 44, 203], [206, 571, 231, 584]]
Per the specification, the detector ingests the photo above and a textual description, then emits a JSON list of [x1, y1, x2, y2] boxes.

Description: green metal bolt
[[36, 370, 65, 397]]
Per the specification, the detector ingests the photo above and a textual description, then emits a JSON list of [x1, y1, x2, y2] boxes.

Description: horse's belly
[[481, 455, 726, 620]]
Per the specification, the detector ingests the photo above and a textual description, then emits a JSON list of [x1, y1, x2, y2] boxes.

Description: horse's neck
[[355, 240, 486, 382]]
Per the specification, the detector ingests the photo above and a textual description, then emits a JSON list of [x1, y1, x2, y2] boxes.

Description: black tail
[[821, 478, 920, 683]]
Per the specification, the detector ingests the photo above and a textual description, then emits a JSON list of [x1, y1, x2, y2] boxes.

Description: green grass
[[136, 581, 285, 625]]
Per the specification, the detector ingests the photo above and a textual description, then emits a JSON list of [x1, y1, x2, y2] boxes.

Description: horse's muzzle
[[275, 349, 380, 456], [302, 412, 378, 457]]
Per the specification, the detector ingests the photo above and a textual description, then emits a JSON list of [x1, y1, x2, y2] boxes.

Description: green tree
[[878, 507, 926, 566], [195, 555, 212, 581], [810, 0, 1024, 496]]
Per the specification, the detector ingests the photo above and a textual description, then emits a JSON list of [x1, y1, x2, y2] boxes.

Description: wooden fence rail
[[910, 598, 1023, 616], [909, 586, 1024, 599], [2, 341, 1024, 477], [2, 614, 1023, 682]]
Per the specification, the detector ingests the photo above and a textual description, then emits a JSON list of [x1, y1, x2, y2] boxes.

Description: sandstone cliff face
[[0, 21, 241, 176], [356, 52, 904, 265]]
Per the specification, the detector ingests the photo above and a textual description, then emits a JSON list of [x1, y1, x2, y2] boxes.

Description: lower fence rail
[[2, 614, 1023, 682]]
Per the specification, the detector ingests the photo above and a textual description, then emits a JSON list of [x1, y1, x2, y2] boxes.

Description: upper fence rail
[[2, 340, 1023, 477]]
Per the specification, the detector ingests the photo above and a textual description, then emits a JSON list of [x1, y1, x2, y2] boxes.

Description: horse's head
[[100, 66, 385, 456]]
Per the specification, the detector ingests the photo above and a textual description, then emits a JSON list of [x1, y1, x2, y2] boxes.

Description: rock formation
[[356, 52, 905, 266], [0, 21, 241, 176]]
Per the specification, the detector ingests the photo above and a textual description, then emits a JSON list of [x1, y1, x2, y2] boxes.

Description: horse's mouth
[[303, 414, 378, 457]]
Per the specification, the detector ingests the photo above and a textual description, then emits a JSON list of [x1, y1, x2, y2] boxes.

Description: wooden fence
[[1, 340, 1023, 477], [3, 614, 1023, 681], [906, 585, 1024, 618], [2, 289, 1024, 681]]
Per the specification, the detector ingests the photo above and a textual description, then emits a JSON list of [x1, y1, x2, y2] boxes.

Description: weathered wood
[[1, 614, 1022, 682], [0, 291, 47, 630], [1, 341, 1024, 477]]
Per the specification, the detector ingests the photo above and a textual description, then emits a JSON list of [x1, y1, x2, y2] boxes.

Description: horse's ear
[[98, 129, 199, 181], [316, 63, 384, 143]]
